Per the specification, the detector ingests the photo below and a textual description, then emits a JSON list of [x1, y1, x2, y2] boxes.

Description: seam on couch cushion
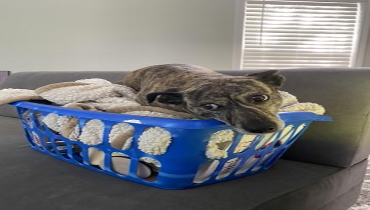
[[315, 183, 363, 210], [350, 111, 370, 166], [252, 160, 367, 210]]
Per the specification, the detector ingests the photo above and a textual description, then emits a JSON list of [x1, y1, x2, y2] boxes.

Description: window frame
[[232, 0, 370, 70]]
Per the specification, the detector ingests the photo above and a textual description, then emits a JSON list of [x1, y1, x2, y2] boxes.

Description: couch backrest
[[1, 68, 370, 168]]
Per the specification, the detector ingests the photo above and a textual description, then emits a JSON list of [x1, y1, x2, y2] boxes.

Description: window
[[238, 0, 370, 70]]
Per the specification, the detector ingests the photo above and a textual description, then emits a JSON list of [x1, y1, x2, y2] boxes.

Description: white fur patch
[[79, 120, 104, 145], [42, 113, 80, 140], [138, 127, 171, 155], [278, 91, 325, 115], [206, 130, 235, 159], [140, 157, 161, 168], [42, 113, 64, 133], [75, 78, 112, 85], [109, 123, 134, 150], [280, 102, 326, 115], [125, 111, 177, 118]]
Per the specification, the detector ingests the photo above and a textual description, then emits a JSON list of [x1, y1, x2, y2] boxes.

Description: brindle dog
[[118, 64, 285, 134]]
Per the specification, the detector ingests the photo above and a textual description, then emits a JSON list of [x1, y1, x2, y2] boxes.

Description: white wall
[[0, 0, 236, 72]]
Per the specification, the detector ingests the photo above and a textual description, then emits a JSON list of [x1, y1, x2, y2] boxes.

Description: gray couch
[[0, 69, 369, 210]]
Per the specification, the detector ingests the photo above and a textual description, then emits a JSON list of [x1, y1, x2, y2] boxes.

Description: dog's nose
[[243, 119, 278, 134]]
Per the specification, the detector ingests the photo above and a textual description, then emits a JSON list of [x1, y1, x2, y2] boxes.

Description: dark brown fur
[[118, 64, 285, 134]]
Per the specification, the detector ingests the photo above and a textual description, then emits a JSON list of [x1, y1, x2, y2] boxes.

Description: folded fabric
[[0, 79, 196, 119], [0, 78, 325, 116], [0, 89, 42, 104], [279, 91, 325, 115]]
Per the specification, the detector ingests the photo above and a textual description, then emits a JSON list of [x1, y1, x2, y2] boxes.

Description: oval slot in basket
[[193, 160, 220, 184], [216, 158, 242, 180], [139, 157, 161, 182], [251, 152, 274, 172], [278, 125, 295, 145], [234, 135, 257, 153], [255, 133, 277, 150], [286, 124, 307, 144], [111, 152, 131, 175], [88, 147, 105, 170], [235, 155, 260, 175]]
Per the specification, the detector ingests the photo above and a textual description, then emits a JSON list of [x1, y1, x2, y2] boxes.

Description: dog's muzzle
[[241, 118, 282, 134]]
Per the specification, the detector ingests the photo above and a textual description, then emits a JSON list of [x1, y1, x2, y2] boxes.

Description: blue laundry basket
[[11, 101, 331, 190]]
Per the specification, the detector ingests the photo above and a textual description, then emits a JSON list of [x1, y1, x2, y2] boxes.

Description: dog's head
[[146, 70, 285, 134]]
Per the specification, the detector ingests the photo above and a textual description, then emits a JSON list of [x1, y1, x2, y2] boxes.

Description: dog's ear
[[146, 92, 184, 105], [246, 70, 285, 88]]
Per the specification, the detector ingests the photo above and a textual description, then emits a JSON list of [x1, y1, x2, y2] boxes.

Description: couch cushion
[[0, 116, 366, 210], [317, 183, 363, 210]]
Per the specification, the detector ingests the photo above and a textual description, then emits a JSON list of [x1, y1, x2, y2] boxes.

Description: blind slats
[[245, 16, 358, 22], [244, 45, 353, 50], [244, 32, 355, 37], [243, 63, 348, 67], [245, 48, 352, 53], [245, 25, 356, 30], [246, 8, 357, 14], [241, 0, 361, 70], [244, 36, 354, 41], [244, 60, 350, 64], [246, 3, 357, 10], [244, 56, 350, 61], [244, 40, 353, 45], [245, 28, 355, 34], [243, 52, 352, 56], [246, 1, 358, 7]]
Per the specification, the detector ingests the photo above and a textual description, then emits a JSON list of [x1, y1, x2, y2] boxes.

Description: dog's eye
[[201, 103, 222, 111], [250, 94, 269, 103]]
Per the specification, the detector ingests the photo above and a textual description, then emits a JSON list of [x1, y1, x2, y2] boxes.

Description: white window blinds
[[241, 0, 363, 70]]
